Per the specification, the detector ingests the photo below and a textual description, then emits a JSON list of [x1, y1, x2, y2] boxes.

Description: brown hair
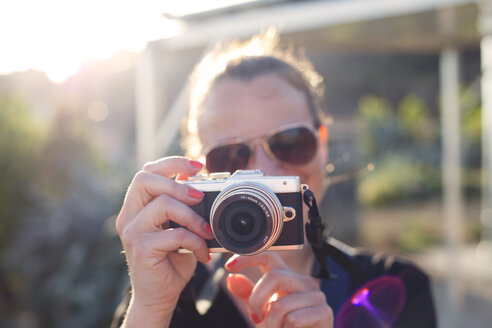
[[182, 29, 325, 159]]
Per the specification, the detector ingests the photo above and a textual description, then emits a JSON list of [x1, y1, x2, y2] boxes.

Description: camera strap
[[303, 188, 367, 286]]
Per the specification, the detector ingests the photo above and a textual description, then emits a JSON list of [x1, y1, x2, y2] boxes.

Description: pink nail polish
[[189, 160, 204, 169], [204, 223, 213, 235], [225, 257, 238, 269], [187, 187, 204, 199], [176, 174, 189, 181]]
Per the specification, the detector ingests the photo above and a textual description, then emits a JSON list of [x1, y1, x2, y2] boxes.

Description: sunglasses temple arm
[[324, 164, 375, 187]]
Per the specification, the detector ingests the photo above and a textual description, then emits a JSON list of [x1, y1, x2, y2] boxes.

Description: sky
[[0, 0, 251, 83]]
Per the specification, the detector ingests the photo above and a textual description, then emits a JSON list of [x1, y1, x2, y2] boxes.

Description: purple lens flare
[[351, 288, 370, 306], [336, 276, 406, 328]]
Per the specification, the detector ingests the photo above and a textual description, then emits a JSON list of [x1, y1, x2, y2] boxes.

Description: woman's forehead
[[197, 75, 312, 147]]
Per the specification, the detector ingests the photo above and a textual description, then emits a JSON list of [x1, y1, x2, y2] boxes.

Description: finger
[[283, 304, 334, 328], [142, 156, 204, 177], [129, 228, 211, 264], [249, 269, 320, 321], [117, 170, 205, 231], [118, 156, 204, 227], [226, 273, 255, 301], [225, 252, 288, 273], [124, 194, 214, 238], [264, 291, 327, 328]]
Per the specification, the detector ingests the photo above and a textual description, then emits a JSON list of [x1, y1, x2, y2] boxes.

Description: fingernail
[[251, 313, 261, 324], [204, 223, 213, 236], [206, 253, 211, 263], [187, 187, 204, 199], [176, 174, 189, 181], [225, 257, 238, 269], [189, 160, 204, 169]]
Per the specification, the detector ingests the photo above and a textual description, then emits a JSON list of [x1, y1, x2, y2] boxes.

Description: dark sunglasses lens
[[267, 127, 317, 165], [206, 144, 250, 173]]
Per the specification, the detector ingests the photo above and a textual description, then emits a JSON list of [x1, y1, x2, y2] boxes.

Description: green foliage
[[398, 218, 442, 253], [0, 95, 127, 327], [462, 102, 481, 142], [358, 155, 440, 206], [397, 95, 434, 141], [0, 95, 45, 254], [357, 94, 441, 207], [38, 109, 108, 199], [461, 102, 482, 185], [358, 95, 394, 159], [358, 88, 482, 206], [460, 87, 482, 195]]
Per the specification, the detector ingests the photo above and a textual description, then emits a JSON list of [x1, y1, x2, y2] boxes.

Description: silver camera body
[[177, 170, 306, 255]]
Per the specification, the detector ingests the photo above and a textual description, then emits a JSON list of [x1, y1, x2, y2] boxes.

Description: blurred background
[[1, 0, 492, 327]]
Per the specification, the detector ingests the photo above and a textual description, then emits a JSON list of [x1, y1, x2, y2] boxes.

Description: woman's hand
[[115, 156, 214, 327], [225, 252, 334, 328]]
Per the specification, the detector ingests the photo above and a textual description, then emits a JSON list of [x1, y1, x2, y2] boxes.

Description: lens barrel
[[210, 182, 283, 255]]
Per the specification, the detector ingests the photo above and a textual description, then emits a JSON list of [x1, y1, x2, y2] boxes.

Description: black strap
[[303, 188, 367, 286]]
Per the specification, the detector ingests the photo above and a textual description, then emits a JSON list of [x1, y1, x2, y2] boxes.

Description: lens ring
[[221, 201, 266, 244], [210, 182, 283, 255]]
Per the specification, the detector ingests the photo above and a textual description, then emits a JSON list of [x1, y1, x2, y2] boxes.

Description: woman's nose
[[247, 144, 286, 176]]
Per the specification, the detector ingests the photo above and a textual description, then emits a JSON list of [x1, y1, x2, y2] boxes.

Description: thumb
[[226, 273, 254, 302]]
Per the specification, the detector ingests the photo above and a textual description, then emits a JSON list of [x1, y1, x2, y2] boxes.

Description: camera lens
[[232, 214, 254, 235], [210, 182, 284, 255], [221, 201, 265, 243]]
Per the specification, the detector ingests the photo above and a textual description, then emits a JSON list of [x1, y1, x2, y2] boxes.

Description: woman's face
[[197, 74, 327, 200]]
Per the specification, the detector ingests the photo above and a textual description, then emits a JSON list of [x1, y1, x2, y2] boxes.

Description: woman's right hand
[[115, 156, 214, 327]]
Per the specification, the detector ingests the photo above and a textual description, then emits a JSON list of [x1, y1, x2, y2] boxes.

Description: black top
[[111, 241, 436, 328]]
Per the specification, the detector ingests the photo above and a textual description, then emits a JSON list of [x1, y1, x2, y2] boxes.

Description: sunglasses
[[204, 123, 319, 173]]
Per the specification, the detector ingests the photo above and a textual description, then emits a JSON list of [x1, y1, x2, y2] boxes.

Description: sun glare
[[87, 100, 109, 122], [0, 0, 257, 83], [0, 0, 222, 83], [0, 0, 256, 83]]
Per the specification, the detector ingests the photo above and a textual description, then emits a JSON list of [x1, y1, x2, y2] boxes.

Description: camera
[[176, 170, 306, 255]]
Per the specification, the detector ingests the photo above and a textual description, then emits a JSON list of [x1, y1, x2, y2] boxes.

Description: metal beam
[[440, 48, 465, 327], [157, 0, 475, 52], [155, 82, 190, 156], [135, 44, 158, 168], [479, 0, 492, 257], [154, 44, 217, 156]]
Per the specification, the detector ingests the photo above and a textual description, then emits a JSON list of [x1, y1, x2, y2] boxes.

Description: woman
[[113, 31, 436, 328]]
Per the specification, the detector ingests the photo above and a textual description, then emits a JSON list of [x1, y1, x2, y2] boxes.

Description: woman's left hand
[[225, 252, 334, 328]]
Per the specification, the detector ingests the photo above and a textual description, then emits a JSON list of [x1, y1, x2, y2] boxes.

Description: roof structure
[[156, 0, 480, 53]]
